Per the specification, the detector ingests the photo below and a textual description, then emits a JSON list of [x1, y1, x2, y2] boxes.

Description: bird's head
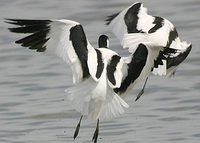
[[98, 34, 109, 48]]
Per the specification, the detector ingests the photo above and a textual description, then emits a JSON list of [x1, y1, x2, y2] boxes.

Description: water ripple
[[0, 0, 200, 143]]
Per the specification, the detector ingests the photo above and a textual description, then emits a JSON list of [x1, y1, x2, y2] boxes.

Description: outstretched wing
[[107, 43, 173, 95], [6, 19, 100, 83], [106, 2, 192, 76]]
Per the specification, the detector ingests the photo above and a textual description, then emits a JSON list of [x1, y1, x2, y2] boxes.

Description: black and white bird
[[6, 18, 177, 142], [106, 2, 192, 100]]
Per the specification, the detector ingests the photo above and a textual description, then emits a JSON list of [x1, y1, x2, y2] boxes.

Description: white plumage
[[6, 18, 167, 121], [106, 2, 192, 76], [6, 3, 191, 141], [66, 47, 130, 121]]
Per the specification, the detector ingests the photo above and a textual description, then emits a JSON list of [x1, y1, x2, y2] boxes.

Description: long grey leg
[[92, 119, 99, 143], [135, 77, 148, 101], [73, 115, 83, 139]]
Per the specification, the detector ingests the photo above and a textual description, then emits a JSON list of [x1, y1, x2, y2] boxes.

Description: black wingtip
[[166, 44, 192, 69], [4, 18, 22, 25], [5, 18, 51, 26], [187, 44, 192, 52], [4, 18, 13, 22], [105, 12, 120, 25], [6, 18, 51, 53], [4, 18, 18, 26], [4, 18, 11, 23]]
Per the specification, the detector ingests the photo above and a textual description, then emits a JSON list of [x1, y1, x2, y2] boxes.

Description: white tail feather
[[65, 78, 129, 120], [99, 89, 129, 120]]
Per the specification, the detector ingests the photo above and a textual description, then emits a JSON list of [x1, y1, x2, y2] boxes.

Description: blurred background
[[0, 0, 200, 143]]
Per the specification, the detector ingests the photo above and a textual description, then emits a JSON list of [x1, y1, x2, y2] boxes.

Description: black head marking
[[98, 34, 109, 48]]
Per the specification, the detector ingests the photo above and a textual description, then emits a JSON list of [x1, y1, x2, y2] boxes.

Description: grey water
[[0, 0, 200, 143]]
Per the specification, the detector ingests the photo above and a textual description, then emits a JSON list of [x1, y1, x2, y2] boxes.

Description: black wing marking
[[153, 47, 179, 70], [107, 55, 121, 86], [114, 44, 148, 94], [106, 3, 145, 34], [69, 25, 90, 79], [7, 19, 51, 52], [148, 16, 164, 33], [6, 19, 51, 26], [153, 27, 183, 70], [7, 19, 90, 80], [95, 49, 104, 79], [167, 44, 192, 68], [152, 27, 178, 69], [167, 28, 178, 47], [124, 2, 144, 33]]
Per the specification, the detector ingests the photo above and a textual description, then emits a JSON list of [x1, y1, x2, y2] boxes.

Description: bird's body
[[66, 47, 130, 120], [7, 18, 171, 143], [6, 3, 191, 142], [106, 2, 192, 76], [7, 19, 170, 121]]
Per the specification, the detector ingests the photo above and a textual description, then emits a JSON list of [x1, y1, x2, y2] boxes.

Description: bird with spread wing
[[6, 2, 192, 143], [106, 2, 192, 101], [6, 17, 177, 143]]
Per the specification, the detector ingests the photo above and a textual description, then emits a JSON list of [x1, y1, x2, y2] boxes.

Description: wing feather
[[106, 2, 192, 76], [7, 19, 92, 83]]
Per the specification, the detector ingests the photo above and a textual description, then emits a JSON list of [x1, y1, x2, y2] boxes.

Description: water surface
[[0, 0, 200, 143]]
